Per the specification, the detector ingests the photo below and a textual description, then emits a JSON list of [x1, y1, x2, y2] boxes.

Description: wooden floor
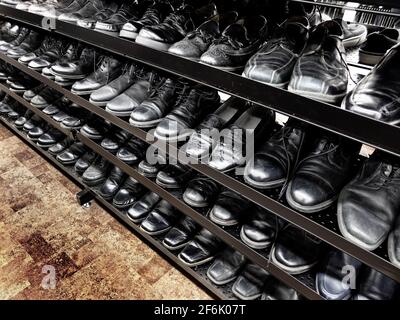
[[0, 124, 210, 300]]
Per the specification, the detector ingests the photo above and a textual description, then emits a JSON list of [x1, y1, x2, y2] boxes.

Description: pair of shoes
[[169, 14, 267, 72], [245, 122, 360, 214], [337, 151, 400, 268], [0, 95, 25, 120], [243, 19, 351, 104], [317, 250, 398, 300]]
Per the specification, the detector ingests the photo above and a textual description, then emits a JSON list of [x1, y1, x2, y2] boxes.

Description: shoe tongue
[[303, 20, 342, 53], [222, 23, 248, 43]]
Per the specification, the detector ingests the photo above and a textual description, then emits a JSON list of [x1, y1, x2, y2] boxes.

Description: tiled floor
[[0, 124, 210, 300]]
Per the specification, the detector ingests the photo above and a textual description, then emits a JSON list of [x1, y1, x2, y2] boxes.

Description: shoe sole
[[358, 50, 383, 66], [139, 225, 171, 236], [112, 201, 135, 210], [206, 269, 237, 286], [71, 89, 95, 96], [270, 246, 317, 275], [155, 178, 181, 189], [89, 98, 108, 107], [209, 210, 239, 227], [51, 71, 86, 80], [129, 117, 161, 128], [162, 240, 190, 251], [343, 31, 367, 49], [239, 227, 271, 250], [182, 193, 209, 208], [83, 177, 106, 187], [285, 182, 337, 214], [9, 88, 27, 94], [37, 142, 55, 149], [177, 253, 215, 267], [153, 129, 193, 143], [336, 199, 383, 252], [57, 158, 78, 165], [94, 28, 120, 37], [105, 107, 135, 117], [30, 103, 47, 109], [288, 86, 346, 105], [126, 213, 146, 224], [388, 232, 400, 268], [60, 123, 82, 130], [135, 35, 172, 51], [119, 29, 139, 40]]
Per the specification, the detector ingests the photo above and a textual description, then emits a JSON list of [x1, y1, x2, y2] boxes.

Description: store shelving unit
[[1, 0, 400, 300]]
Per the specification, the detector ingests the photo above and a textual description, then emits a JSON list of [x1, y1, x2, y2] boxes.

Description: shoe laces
[[187, 28, 215, 43], [212, 34, 246, 50]]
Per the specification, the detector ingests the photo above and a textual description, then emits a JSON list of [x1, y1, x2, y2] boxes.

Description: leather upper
[[183, 176, 220, 207], [127, 192, 161, 222], [342, 43, 400, 123], [141, 198, 180, 234], [163, 216, 199, 249]]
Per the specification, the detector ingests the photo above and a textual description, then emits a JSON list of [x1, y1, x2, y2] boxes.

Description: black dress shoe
[[6, 30, 43, 58], [182, 97, 246, 159], [18, 36, 55, 65], [232, 263, 270, 300], [208, 105, 275, 172], [56, 142, 88, 165], [162, 216, 200, 251], [136, 3, 218, 51], [0, 27, 29, 52], [244, 121, 306, 189], [51, 47, 95, 80], [119, 1, 172, 40], [89, 63, 140, 106], [286, 135, 359, 214], [240, 208, 281, 250], [71, 56, 123, 96], [353, 268, 398, 300], [156, 163, 195, 189], [82, 157, 111, 186], [129, 78, 188, 128], [23, 114, 42, 132], [183, 176, 220, 208], [98, 166, 126, 201], [9, 74, 39, 93], [127, 191, 161, 223], [23, 83, 46, 101], [168, 11, 239, 61], [316, 250, 362, 300], [37, 128, 65, 149], [0, 96, 18, 115], [200, 15, 268, 72], [209, 190, 252, 227], [14, 109, 34, 129], [138, 158, 166, 178], [74, 150, 97, 175], [116, 136, 147, 164], [261, 278, 300, 300], [48, 136, 74, 155], [178, 228, 224, 266], [28, 123, 50, 142], [342, 43, 400, 124], [288, 20, 348, 104], [106, 69, 158, 117], [359, 28, 399, 65], [112, 176, 145, 209], [94, 1, 145, 35], [28, 39, 68, 71], [101, 129, 131, 154], [272, 225, 323, 274], [80, 119, 110, 141], [207, 248, 246, 285], [338, 152, 400, 251], [154, 86, 220, 142], [140, 197, 181, 235], [30, 87, 63, 109], [243, 17, 309, 88]]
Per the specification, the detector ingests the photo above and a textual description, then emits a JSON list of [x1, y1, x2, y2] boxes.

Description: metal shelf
[[291, 0, 400, 17], [0, 116, 229, 300], [0, 90, 321, 299], [0, 56, 398, 286], [2, 6, 400, 158]]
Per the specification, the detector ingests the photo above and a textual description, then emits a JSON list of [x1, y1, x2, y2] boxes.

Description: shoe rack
[[0, 1, 400, 300]]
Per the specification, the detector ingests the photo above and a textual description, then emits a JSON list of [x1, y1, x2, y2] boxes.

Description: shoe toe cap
[[245, 157, 285, 186], [138, 28, 164, 42], [130, 105, 159, 122], [90, 86, 117, 102], [28, 58, 50, 69], [183, 187, 208, 206], [169, 40, 201, 59]]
